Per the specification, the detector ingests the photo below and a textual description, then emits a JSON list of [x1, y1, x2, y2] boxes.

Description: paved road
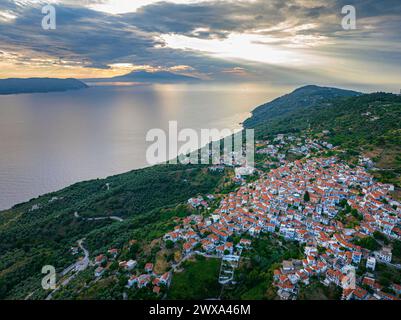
[[75, 239, 90, 271], [74, 211, 124, 222], [46, 238, 90, 300]]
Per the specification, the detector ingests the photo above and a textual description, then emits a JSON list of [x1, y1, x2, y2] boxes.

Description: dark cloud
[[126, 0, 326, 38], [0, 2, 160, 69], [0, 0, 400, 85], [124, 0, 401, 42]]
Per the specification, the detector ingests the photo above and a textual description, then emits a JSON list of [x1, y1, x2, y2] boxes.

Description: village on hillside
[[81, 133, 401, 300]]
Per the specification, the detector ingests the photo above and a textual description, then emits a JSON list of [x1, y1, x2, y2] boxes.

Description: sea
[[0, 83, 290, 210]]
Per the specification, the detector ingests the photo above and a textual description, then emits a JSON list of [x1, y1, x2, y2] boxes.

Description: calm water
[[0, 83, 289, 210]]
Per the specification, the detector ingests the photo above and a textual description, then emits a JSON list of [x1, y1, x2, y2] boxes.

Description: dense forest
[[0, 164, 229, 299]]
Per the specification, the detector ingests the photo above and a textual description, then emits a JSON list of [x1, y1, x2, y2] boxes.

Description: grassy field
[[168, 256, 221, 300]]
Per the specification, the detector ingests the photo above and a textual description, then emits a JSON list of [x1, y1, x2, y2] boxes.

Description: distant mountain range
[[85, 70, 201, 83], [0, 71, 200, 95], [0, 78, 88, 95]]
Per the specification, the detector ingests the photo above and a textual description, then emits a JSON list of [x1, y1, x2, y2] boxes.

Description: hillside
[[0, 164, 230, 299], [85, 70, 200, 83], [244, 88, 401, 188], [0, 78, 88, 95], [243, 85, 361, 128], [0, 85, 400, 300]]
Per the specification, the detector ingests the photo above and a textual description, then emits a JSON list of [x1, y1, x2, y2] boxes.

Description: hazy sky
[[0, 0, 400, 91]]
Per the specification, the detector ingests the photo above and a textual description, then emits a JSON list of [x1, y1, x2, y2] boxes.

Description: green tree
[[165, 240, 174, 249]]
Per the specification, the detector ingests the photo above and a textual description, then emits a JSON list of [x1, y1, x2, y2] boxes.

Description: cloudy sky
[[0, 0, 400, 91]]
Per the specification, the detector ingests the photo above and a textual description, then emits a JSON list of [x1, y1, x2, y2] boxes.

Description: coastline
[[0, 98, 253, 211], [0, 86, 88, 96]]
